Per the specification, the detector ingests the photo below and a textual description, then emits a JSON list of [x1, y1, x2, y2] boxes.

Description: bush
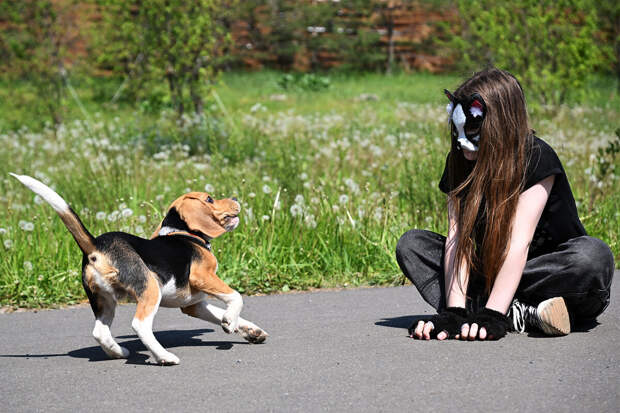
[[451, 0, 604, 104]]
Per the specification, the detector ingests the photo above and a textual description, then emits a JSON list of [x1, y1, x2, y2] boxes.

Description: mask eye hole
[[206, 196, 214, 204]]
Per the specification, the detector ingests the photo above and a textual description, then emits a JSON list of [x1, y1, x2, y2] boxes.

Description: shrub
[[451, 0, 604, 104]]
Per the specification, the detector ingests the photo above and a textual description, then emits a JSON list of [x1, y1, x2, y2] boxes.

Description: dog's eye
[[206, 196, 214, 204]]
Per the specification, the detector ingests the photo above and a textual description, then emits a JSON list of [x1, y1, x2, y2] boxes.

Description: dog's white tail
[[10, 173, 96, 255]]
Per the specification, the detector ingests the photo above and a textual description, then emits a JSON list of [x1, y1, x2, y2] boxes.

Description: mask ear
[[177, 197, 226, 239], [469, 93, 487, 118], [444, 89, 456, 115], [444, 89, 456, 102]]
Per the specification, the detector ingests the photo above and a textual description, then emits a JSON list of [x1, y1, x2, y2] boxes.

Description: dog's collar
[[158, 226, 211, 250]]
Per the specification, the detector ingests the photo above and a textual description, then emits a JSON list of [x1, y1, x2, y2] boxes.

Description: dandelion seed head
[[19, 220, 34, 231], [290, 204, 303, 217], [304, 214, 317, 229]]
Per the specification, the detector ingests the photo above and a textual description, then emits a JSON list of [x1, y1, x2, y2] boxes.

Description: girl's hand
[[409, 307, 469, 340], [463, 308, 512, 340], [459, 323, 488, 340]]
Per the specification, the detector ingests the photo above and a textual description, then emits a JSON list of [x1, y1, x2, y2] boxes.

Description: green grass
[[0, 70, 619, 308]]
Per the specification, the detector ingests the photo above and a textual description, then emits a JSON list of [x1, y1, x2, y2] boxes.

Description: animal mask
[[444, 89, 487, 152]]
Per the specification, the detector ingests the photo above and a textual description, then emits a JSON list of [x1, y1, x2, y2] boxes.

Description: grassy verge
[[1, 71, 618, 308]]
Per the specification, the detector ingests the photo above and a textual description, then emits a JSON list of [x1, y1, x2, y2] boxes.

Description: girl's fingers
[[413, 320, 425, 339], [460, 323, 470, 340], [468, 323, 479, 340], [479, 326, 487, 340], [423, 321, 434, 340], [437, 331, 448, 340]]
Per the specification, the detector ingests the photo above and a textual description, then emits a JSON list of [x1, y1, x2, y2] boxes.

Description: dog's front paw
[[156, 351, 180, 366], [221, 313, 239, 334], [237, 324, 269, 344]]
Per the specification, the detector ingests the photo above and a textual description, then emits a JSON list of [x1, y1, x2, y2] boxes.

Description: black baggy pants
[[395, 229, 615, 320]]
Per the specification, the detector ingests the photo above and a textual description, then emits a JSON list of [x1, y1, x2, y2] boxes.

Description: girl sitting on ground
[[396, 68, 614, 340]]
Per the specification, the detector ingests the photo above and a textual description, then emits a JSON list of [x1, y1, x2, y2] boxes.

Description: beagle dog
[[10, 173, 268, 365]]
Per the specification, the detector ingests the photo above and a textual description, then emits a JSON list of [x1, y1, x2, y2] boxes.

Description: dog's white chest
[[159, 278, 205, 308]]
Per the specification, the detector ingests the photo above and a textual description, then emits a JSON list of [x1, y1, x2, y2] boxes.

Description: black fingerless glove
[[468, 308, 512, 340], [409, 307, 470, 339]]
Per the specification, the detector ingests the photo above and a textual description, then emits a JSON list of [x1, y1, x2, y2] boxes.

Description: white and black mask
[[444, 89, 487, 152]]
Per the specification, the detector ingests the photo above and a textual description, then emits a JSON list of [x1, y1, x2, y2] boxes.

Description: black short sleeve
[[523, 138, 564, 191]]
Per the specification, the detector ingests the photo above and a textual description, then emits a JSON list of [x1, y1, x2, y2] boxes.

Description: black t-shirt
[[438, 137, 586, 258]]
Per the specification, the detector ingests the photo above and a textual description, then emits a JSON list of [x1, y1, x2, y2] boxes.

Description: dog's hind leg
[[92, 295, 130, 359], [83, 271, 129, 359], [132, 273, 179, 365], [181, 301, 269, 344]]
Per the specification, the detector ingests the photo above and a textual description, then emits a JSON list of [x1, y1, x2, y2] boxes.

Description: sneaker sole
[[537, 297, 571, 336]]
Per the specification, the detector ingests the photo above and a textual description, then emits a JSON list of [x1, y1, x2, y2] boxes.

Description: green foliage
[[94, 0, 234, 116], [451, 0, 604, 104], [595, 0, 620, 89], [277, 73, 331, 91], [0, 0, 78, 124]]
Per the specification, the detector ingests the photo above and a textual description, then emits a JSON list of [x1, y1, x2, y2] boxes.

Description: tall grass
[[0, 71, 618, 308]]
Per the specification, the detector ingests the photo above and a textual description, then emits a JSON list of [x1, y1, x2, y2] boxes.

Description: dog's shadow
[[1, 328, 249, 365]]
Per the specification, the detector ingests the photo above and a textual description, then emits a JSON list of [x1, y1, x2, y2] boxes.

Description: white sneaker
[[509, 297, 570, 336]]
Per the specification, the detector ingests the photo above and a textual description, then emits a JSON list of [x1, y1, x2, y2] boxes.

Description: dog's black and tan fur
[[11, 173, 267, 365]]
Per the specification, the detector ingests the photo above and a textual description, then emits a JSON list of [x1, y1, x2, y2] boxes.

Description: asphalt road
[[1, 271, 619, 413]]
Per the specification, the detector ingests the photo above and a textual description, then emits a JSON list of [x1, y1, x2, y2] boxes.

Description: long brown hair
[[447, 68, 533, 293]]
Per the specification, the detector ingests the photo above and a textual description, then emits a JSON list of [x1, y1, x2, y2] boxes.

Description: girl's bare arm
[[463, 175, 555, 340]]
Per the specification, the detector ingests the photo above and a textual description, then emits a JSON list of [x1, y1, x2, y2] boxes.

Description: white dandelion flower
[[290, 204, 303, 217], [19, 220, 34, 231], [3, 239, 13, 249], [248, 192, 256, 198], [204, 183, 215, 192], [299, 172, 308, 181], [294, 194, 305, 205], [34, 195, 44, 205], [0, 228, 7, 235], [261, 215, 270, 222], [121, 208, 133, 218], [339, 194, 349, 205], [23, 261, 33, 272], [304, 214, 317, 229], [262, 185, 272, 194], [138, 215, 147, 223], [96, 212, 107, 221], [135, 225, 144, 234]]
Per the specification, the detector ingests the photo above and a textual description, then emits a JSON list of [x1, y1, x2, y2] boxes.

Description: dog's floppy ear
[[176, 197, 226, 239]]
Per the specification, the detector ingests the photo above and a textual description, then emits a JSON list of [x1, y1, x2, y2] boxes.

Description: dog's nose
[[232, 197, 238, 202]]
